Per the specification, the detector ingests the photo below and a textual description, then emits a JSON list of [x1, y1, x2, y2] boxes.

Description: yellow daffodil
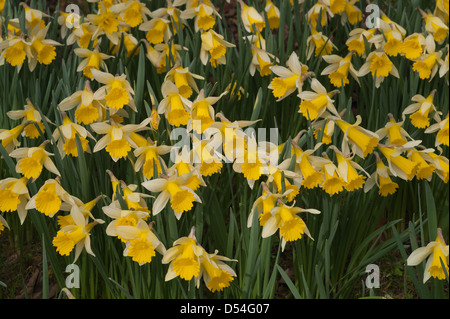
[[428, 148, 449, 183], [420, 9, 449, 43], [370, 19, 404, 57], [439, 45, 449, 83], [407, 148, 436, 181], [321, 53, 359, 87], [66, 23, 98, 49], [358, 50, 399, 88], [26, 178, 74, 217], [402, 91, 439, 129], [103, 203, 150, 241], [141, 173, 202, 218], [52, 203, 100, 262], [91, 69, 136, 112], [158, 80, 193, 127], [316, 153, 347, 196], [6, 99, 46, 139], [412, 35, 443, 81], [377, 145, 419, 181], [312, 116, 335, 144], [306, 28, 336, 60], [401, 33, 426, 60], [168, 147, 206, 191], [200, 249, 236, 293], [10, 141, 60, 180], [331, 146, 368, 191], [200, 29, 235, 67], [265, 0, 280, 29], [58, 81, 104, 125], [375, 114, 412, 146], [262, 199, 320, 251], [343, 0, 362, 25], [322, 0, 346, 14], [164, 64, 204, 99], [336, 116, 379, 158], [290, 140, 325, 189], [364, 153, 399, 197], [145, 41, 184, 74], [162, 228, 204, 281], [181, 2, 220, 32], [87, 2, 124, 45], [188, 89, 228, 134], [298, 78, 339, 121], [91, 118, 151, 161], [110, 0, 152, 28], [0, 37, 30, 71], [52, 113, 94, 158], [269, 51, 311, 101], [345, 28, 376, 57], [28, 23, 61, 71], [407, 228, 449, 283], [307, 2, 331, 29], [434, 0, 449, 23], [192, 134, 224, 177], [0, 123, 25, 153], [0, 177, 30, 224], [425, 113, 449, 147], [134, 139, 172, 179], [74, 46, 113, 79], [115, 220, 166, 265], [140, 17, 171, 44], [238, 0, 266, 32]]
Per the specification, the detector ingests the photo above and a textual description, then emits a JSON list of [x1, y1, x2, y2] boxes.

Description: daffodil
[[370, 19, 404, 57], [336, 116, 380, 158], [139, 16, 171, 44], [168, 147, 206, 191], [181, 2, 220, 32], [238, 0, 266, 32], [188, 89, 228, 134], [358, 50, 399, 88], [91, 69, 136, 112], [364, 153, 399, 197], [87, 2, 124, 45], [331, 146, 368, 191], [74, 46, 113, 79], [141, 173, 202, 218], [402, 91, 439, 129], [134, 139, 172, 179], [28, 23, 61, 71], [91, 118, 151, 161], [245, 33, 277, 77], [200, 249, 236, 293], [145, 41, 184, 74], [58, 81, 104, 125], [6, 99, 46, 139], [269, 51, 311, 101], [421, 9, 449, 43], [66, 23, 98, 49], [103, 204, 150, 242], [0, 124, 25, 153], [0, 177, 30, 224], [375, 114, 412, 146], [412, 35, 443, 81], [291, 141, 325, 189], [307, 2, 331, 29], [262, 199, 320, 251], [200, 29, 235, 67], [52, 113, 94, 158], [158, 80, 192, 127], [434, 0, 449, 23], [10, 141, 60, 180], [110, 0, 152, 28], [428, 148, 449, 183], [407, 229, 449, 283], [21, 3, 48, 32], [57, 195, 104, 228], [164, 64, 204, 99], [407, 148, 436, 181], [377, 145, 419, 181], [425, 113, 449, 147], [162, 229, 204, 281], [401, 33, 426, 61], [52, 204, 100, 262], [116, 220, 166, 265], [323, 0, 346, 14], [345, 28, 376, 57], [312, 116, 335, 144], [26, 178, 74, 217], [265, 0, 280, 29], [439, 45, 449, 83], [343, 0, 362, 25], [298, 78, 339, 121], [321, 53, 359, 87], [266, 162, 300, 202], [318, 154, 347, 196], [306, 28, 336, 60], [0, 37, 30, 71]]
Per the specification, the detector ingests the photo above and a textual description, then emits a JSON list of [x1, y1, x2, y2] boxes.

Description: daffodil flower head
[[91, 69, 136, 111], [343, 0, 363, 25], [421, 9, 449, 43], [200, 29, 235, 67], [425, 113, 449, 147], [291, 140, 325, 190], [164, 64, 204, 99], [403, 91, 438, 129], [427, 148, 449, 183], [1, 37, 29, 69], [401, 33, 426, 60], [111, 0, 152, 28], [103, 204, 150, 242], [181, 2, 219, 32], [306, 28, 336, 59], [262, 199, 320, 251], [200, 250, 236, 293], [358, 50, 399, 88], [10, 141, 60, 180], [331, 146, 368, 192], [142, 173, 202, 218], [134, 140, 172, 179], [298, 78, 339, 121], [158, 80, 192, 127], [407, 148, 436, 181], [321, 53, 359, 88], [377, 145, 419, 181], [75, 46, 113, 79], [269, 51, 311, 101], [345, 28, 376, 57], [162, 228, 203, 281], [0, 177, 30, 223], [6, 99, 45, 139], [265, 0, 280, 29], [0, 123, 25, 153], [364, 152, 399, 196], [26, 178, 73, 218], [336, 116, 380, 158], [139, 17, 171, 44], [307, 2, 330, 29], [407, 228, 449, 283], [319, 154, 346, 196], [29, 23, 61, 70]]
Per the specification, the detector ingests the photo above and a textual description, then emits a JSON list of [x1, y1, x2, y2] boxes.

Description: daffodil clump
[[0, 0, 448, 299]]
